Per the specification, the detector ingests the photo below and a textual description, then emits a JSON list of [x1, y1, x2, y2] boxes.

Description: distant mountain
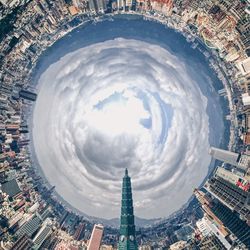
[[93, 216, 162, 228]]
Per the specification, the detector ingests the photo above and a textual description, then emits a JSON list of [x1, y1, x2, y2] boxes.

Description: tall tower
[[118, 169, 137, 250]]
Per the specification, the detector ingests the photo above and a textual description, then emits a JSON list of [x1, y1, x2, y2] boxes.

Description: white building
[[196, 216, 231, 250]]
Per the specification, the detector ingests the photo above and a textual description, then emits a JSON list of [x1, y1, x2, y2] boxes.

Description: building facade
[[118, 169, 137, 250], [87, 224, 104, 250]]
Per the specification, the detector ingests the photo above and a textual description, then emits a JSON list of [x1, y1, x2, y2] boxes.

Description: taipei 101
[[0, 0, 250, 249]]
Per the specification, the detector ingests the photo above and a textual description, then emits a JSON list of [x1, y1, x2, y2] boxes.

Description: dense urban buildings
[[0, 0, 249, 249]]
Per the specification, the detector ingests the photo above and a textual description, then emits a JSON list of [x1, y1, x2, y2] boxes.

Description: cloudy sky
[[32, 37, 220, 219]]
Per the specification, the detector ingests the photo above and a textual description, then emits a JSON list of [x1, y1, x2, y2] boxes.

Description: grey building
[[15, 216, 42, 239], [205, 167, 250, 223]]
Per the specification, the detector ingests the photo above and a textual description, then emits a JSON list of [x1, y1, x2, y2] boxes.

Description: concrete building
[[10, 234, 33, 250], [15, 216, 42, 239], [210, 147, 250, 172], [169, 240, 187, 250], [237, 57, 250, 75], [87, 224, 104, 250], [32, 219, 52, 250], [205, 167, 250, 223], [196, 217, 231, 249], [194, 189, 250, 247], [199, 234, 227, 250], [209, 147, 240, 166]]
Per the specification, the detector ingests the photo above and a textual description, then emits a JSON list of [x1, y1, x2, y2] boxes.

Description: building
[[88, 0, 106, 13], [242, 93, 250, 106], [209, 147, 250, 172], [237, 154, 250, 172], [74, 223, 85, 241], [198, 234, 227, 250], [237, 57, 250, 75], [205, 167, 250, 223], [194, 189, 250, 247], [209, 147, 240, 166], [0, 0, 20, 7], [15, 215, 42, 239], [32, 218, 52, 250], [174, 224, 193, 241], [118, 169, 137, 250], [87, 224, 104, 250], [10, 234, 33, 250], [196, 217, 231, 249], [100, 245, 113, 250], [19, 89, 37, 102], [211, 201, 250, 248], [169, 240, 187, 250], [0, 179, 21, 198], [68, 5, 79, 15]]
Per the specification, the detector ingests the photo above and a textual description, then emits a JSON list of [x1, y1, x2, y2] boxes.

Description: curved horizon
[[30, 16, 227, 220]]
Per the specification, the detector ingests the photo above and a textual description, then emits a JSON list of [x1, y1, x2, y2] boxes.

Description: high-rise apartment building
[[10, 234, 33, 250], [74, 223, 85, 241], [87, 224, 104, 250], [194, 189, 250, 247], [198, 234, 227, 250], [32, 218, 52, 250], [211, 201, 250, 247], [196, 216, 231, 249], [15, 215, 42, 239], [204, 167, 250, 223]]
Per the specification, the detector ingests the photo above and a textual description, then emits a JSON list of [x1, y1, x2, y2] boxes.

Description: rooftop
[[1, 179, 21, 198]]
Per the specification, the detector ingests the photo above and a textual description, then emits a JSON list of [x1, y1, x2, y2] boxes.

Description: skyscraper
[[209, 147, 240, 166], [15, 215, 42, 239], [118, 169, 137, 250], [209, 147, 250, 172], [10, 234, 33, 250], [32, 218, 52, 250], [204, 167, 250, 223], [87, 224, 104, 250], [194, 189, 250, 247]]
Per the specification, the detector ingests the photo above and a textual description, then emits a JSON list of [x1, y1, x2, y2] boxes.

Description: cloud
[[32, 38, 212, 219]]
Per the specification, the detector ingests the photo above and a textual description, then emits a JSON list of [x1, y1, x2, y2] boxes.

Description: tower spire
[[118, 169, 137, 250]]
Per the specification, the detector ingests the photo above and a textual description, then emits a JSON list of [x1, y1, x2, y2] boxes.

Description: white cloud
[[32, 38, 211, 219]]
